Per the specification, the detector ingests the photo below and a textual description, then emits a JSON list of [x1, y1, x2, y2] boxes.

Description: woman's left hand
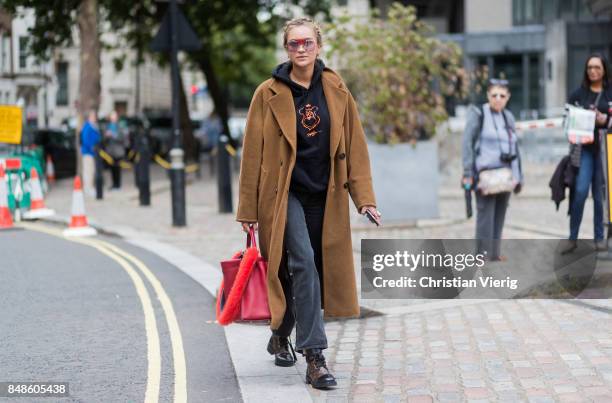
[[513, 180, 522, 194]]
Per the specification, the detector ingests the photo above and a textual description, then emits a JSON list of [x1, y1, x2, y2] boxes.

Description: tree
[[326, 3, 466, 144], [77, 0, 101, 117], [6, 0, 331, 160], [3, 0, 101, 118], [106, 0, 331, 150]]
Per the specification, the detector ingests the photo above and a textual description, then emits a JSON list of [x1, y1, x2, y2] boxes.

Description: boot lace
[[279, 337, 297, 361], [311, 353, 327, 370]]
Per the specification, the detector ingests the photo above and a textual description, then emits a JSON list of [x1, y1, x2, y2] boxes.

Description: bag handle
[[593, 91, 603, 110], [246, 225, 257, 249]]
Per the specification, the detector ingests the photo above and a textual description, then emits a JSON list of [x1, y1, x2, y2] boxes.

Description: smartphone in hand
[[364, 209, 381, 226]]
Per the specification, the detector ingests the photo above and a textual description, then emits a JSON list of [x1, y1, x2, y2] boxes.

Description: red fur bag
[[216, 227, 271, 325]]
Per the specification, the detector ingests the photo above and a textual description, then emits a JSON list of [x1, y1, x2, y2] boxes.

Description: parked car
[[147, 116, 173, 157], [32, 128, 77, 178]]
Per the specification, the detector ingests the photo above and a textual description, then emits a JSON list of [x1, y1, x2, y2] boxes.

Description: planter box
[[367, 140, 439, 222]]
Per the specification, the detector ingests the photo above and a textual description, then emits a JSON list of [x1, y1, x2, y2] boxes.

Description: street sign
[[150, 5, 202, 52], [0, 106, 23, 144]]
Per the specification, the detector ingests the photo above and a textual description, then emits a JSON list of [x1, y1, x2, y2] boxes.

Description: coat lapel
[[322, 74, 348, 157], [268, 81, 296, 153]]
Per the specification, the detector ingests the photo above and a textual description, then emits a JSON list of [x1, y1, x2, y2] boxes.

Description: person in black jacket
[[563, 54, 612, 254]]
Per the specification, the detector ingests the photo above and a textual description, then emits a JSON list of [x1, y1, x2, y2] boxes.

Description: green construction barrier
[[5, 168, 30, 211]]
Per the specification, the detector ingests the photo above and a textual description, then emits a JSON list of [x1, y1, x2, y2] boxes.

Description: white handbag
[[477, 167, 514, 195]]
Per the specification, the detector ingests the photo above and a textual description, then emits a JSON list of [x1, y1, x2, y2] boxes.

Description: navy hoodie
[[272, 59, 330, 194]]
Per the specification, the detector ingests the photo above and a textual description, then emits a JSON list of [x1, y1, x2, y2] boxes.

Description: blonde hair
[[283, 17, 323, 48]]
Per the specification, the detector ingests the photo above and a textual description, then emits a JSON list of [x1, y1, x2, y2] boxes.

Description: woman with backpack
[[462, 79, 523, 261]]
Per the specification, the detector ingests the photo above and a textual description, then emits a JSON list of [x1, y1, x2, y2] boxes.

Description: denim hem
[[296, 344, 328, 354]]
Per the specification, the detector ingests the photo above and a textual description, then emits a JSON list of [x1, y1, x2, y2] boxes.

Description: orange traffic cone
[[0, 165, 13, 229], [63, 176, 97, 237], [46, 155, 55, 184], [24, 168, 55, 220]]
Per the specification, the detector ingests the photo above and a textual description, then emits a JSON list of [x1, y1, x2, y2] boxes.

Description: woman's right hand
[[595, 110, 608, 126], [240, 222, 258, 233], [462, 177, 473, 187]]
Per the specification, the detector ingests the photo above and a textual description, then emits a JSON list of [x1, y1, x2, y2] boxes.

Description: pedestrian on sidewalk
[[236, 17, 379, 390], [104, 110, 124, 190], [562, 54, 612, 254], [462, 79, 523, 261], [80, 110, 101, 197]]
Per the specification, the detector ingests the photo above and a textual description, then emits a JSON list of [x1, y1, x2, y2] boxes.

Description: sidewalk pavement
[[41, 161, 612, 402]]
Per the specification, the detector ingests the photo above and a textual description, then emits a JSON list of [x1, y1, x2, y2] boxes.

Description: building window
[[524, 0, 541, 22], [19, 36, 28, 69], [542, 0, 559, 22], [578, 1, 595, 21], [0, 36, 8, 73], [513, 0, 543, 25], [56, 62, 69, 106]]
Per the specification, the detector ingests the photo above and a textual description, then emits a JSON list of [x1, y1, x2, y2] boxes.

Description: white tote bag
[[564, 103, 598, 145]]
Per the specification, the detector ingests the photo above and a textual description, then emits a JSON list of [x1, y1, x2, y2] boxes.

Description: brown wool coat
[[236, 67, 376, 330]]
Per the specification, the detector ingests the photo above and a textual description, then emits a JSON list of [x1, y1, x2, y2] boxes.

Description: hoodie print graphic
[[299, 104, 321, 137]]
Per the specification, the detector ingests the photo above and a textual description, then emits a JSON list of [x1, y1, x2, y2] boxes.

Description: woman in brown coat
[[237, 17, 379, 389]]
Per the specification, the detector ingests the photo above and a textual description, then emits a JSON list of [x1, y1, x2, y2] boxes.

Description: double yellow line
[[20, 223, 187, 403]]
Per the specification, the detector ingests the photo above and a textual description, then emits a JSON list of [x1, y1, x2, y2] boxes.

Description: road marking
[[100, 241, 187, 403], [20, 223, 187, 403], [84, 242, 162, 403]]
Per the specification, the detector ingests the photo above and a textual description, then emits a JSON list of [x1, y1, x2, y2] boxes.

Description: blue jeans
[[275, 191, 328, 353], [570, 147, 604, 240]]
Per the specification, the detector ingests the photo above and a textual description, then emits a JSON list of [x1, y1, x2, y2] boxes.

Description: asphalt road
[[0, 225, 241, 403]]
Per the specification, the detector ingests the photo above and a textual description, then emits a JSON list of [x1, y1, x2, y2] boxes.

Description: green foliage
[[326, 3, 466, 143], [102, 0, 330, 106], [4, 0, 331, 107], [182, 0, 330, 107], [184, 2, 279, 106], [2, 0, 81, 59]]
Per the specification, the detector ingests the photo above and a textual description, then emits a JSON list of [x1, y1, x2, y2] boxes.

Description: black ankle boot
[[305, 348, 337, 389], [267, 335, 297, 367]]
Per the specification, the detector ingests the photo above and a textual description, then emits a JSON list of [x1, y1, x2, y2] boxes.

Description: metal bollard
[[169, 147, 186, 226], [137, 130, 151, 206], [95, 145, 104, 200], [217, 134, 233, 213]]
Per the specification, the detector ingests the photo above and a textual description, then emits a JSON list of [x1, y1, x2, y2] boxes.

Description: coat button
[[274, 187, 278, 194], [343, 182, 349, 189], [338, 153, 346, 160], [280, 160, 283, 166]]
